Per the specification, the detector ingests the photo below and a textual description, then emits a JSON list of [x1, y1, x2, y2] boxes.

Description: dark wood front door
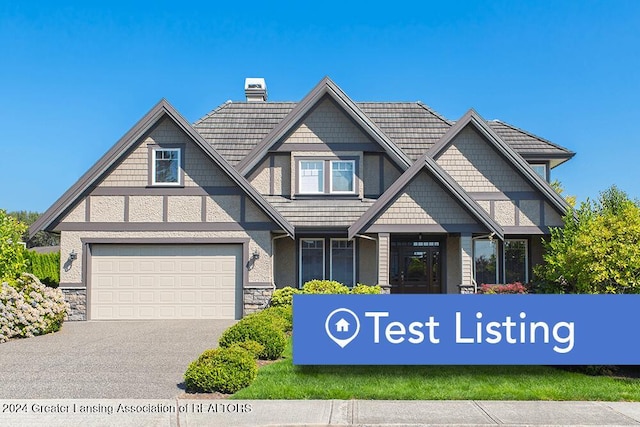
[[390, 239, 442, 294]]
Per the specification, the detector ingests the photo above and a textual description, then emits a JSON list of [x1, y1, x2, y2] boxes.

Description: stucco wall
[[129, 196, 163, 222], [249, 158, 270, 195], [374, 171, 474, 225]]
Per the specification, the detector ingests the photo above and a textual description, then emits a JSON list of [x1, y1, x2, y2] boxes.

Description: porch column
[[377, 233, 390, 293], [460, 233, 474, 290]]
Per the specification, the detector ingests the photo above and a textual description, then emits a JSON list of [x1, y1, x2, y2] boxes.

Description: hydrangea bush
[[0, 273, 69, 343]]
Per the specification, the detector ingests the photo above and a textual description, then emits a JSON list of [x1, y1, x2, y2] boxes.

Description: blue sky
[[1, 1, 638, 213]]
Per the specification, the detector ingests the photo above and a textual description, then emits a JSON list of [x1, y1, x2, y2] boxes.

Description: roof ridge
[[491, 119, 572, 153], [416, 102, 454, 126], [193, 101, 232, 125]]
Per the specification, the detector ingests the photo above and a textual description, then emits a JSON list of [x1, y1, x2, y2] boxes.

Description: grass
[[232, 340, 640, 401]]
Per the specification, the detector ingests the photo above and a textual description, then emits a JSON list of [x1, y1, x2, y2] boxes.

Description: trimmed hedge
[[184, 346, 257, 394], [302, 280, 349, 294], [351, 284, 382, 294], [218, 316, 286, 360], [24, 250, 60, 287], [270, 286, 300, 307]]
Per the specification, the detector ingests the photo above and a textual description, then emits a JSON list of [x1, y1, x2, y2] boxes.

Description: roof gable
[[30, 99, 294, 238], [236, 77, 412, 175], [348, 156, 504, 240], [428, 109, 572, 217]]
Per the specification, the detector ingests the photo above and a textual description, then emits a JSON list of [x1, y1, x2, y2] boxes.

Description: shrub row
[[270, 280, 382, 306], [0, 273, 69, 343], [24, 250, 60, 287], [478, 282, 528, 294], [184, 304, 292, 394]]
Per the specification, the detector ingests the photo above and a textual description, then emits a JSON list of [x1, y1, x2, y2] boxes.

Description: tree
[[0, 209, 28, 280], [7, 211, 59, 248], [535, 186, 640, 293]]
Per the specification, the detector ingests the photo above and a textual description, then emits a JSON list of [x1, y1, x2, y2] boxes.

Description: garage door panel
[[91, 244, 241, 320]]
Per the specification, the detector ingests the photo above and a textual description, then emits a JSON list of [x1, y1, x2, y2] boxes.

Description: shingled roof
[[193, 101, 574, 167]]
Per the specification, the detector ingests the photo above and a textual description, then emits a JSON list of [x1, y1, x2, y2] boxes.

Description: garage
[[90, 244, 242, 320]]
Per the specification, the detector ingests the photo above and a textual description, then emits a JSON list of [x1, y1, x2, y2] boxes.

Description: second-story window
[[152, 148, 181, 185], [298, 158, 356, 195]]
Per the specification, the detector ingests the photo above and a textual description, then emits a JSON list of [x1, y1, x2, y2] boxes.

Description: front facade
[[31, 77, 574, 320]]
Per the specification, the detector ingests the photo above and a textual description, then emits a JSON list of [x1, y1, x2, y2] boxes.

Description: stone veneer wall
[[62, 289, 87, 321], [243, 287, 274, 316]]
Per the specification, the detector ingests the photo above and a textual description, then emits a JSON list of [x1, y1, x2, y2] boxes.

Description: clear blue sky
[[1, 1, 638, 213]]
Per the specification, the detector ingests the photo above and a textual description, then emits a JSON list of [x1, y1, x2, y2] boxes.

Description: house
[[30, 77, 574, 321], [336, 318, 350, 333]]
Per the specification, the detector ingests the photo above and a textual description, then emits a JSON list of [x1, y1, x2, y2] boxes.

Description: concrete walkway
[[1, 399, 640, 426]]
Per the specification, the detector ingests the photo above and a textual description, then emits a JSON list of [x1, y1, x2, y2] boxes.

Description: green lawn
[[232, 340, 640, 401]]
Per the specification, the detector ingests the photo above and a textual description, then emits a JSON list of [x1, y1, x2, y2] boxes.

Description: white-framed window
[[330, 239, 355, 286], [299, 161, 324, 194], [330, 160, 355, 193], [530, 163, 548, 181], [152, 148, 181, 185], [504, 239, 528, 283], [473, 239, 498, 285], [300, 239, 325, 286]]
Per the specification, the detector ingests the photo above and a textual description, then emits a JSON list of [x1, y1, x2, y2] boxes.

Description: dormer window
[[529, 163, 548, 181], [149, 145, 184, 186], [297, 158, 357, 195]]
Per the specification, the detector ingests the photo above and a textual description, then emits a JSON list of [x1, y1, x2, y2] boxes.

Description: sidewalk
[[2, 399, 640, 426]]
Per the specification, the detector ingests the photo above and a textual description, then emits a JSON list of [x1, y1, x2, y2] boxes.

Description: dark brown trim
[[81, 237, 250, 245], [162, 195, 168, 222], [85, 197, 91, 222], [502, 226, 550, 235], [365, 224, 488, 233], [269, 155, 275, 195], [490, 200, 495, 219], [240, 195, 246, 223], [91, 186, 244, 196], [514, 200, 520, 227], [378, 154, 385, 195], [62, 222, 277, 232], [273, 142, 383, 152], [540, 200, 546, 226], [201, 196, 207, 222], [124, 196, 130, 222]]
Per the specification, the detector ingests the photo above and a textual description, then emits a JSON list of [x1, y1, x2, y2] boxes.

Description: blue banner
[[292, 294, 640, 365]]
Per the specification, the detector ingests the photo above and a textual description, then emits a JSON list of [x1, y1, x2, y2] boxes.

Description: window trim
[[503, 238, 529, 284], [529, 162, 549, 182], [329, 160, 356, 194], [299, 238, 325, 287], [329, 238, 355, 286], [148, 144, 185, 187], [298, 160, 325, 194], [294, 156, 360, 196]]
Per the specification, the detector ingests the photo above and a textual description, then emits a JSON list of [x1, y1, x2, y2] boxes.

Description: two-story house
[[30, 77, 574, 320]]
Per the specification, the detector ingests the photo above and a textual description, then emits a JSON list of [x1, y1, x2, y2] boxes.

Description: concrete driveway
[[0, 320, 235, 399]]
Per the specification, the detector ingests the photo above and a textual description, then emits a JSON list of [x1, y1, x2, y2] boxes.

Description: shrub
[[478, 282, 528, 294], [351, 284, 382, 294], [256, 305, 293, 333], [218, 317, 286, 360], [302, 280, 349, 295], [270, 286, 300, 307], [24, 250, 60, 287], [184, 346, 257, 394], [231, 340, 264, 359], [0, 273, 69, 343], [0, 209, 28, 281]]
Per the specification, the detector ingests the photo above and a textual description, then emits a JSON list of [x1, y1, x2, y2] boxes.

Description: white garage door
[[90, 244, 242, 320]]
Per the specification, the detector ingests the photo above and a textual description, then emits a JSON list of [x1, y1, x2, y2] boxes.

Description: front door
[[390, 238, 442, 294]]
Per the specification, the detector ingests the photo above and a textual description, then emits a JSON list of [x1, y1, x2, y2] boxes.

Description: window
[[504, 239, 528, 283], [152, 148, 181, 185], [473, 239, 498, 285], [331, 160, 355, 193], [300, 239, 324, 285], [330, 239, 355, 286], [530, 163, 548, 181], [297, 158, 357, 195], [299, 161, 324, 194]]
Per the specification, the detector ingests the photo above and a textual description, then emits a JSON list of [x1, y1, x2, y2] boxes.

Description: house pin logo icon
[[325, 308, 360, 348]]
